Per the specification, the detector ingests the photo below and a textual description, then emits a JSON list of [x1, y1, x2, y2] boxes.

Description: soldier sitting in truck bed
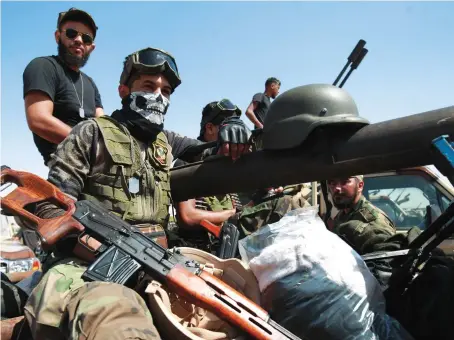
[[173, 100, 311, 252]]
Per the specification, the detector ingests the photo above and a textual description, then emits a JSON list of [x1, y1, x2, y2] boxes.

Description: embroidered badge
[[154, 144, 167, 165]]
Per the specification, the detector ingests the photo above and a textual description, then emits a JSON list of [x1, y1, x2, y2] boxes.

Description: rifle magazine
[[217, 223, 240, 259], [82, 246, 142, 285]]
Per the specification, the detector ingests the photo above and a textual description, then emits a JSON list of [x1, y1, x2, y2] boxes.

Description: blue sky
[[1, 1, 454, 180]]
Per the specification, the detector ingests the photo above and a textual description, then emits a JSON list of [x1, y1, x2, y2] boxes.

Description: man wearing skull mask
[[21, 47, 252, 340]]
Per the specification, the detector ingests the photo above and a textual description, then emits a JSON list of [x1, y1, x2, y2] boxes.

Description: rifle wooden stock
[[170, 105, 454, 201], [0, 168, 83, 248], [166, 264, 288, 340]]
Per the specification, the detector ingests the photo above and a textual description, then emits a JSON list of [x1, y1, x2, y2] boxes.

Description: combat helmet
[[262, 84, 370, 150]]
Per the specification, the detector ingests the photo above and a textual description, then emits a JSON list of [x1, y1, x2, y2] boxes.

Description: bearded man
[[22, 7, 104, 166], [327, 175, 398, 255]]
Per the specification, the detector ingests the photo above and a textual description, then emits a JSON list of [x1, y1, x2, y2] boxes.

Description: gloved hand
[[217, 116, 252, 160]]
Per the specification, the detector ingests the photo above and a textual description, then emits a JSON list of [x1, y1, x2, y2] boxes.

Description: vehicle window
[[363, 174, 444, 231], [440, 195, 451, 211]]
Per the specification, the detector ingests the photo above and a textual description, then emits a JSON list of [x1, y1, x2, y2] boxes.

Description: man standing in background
[[245, 77, 281, 130], [23, 7, 104, 166]]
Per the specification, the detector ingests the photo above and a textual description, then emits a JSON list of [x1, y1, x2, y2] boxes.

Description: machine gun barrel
[[333, 39, 367, 87], [170, 105, 454, 202]]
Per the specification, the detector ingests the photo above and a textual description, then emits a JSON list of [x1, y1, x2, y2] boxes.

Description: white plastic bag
[[238, 206, 413, 340]]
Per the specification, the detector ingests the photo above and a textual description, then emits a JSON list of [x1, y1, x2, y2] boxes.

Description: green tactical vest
[[201, 195, 234, 212], [80, 116, 173, 226]]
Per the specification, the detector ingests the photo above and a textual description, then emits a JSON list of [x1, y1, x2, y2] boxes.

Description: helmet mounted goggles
[[120, 47, 181, 92], [204, 99, 242, 124]]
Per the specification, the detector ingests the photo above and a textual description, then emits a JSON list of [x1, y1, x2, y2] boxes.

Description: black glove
[[217, 116, 252, 147]]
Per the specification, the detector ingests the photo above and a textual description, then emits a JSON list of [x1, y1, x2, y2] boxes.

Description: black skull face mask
[[112, 91, 171, 143], [128, 91, 170, 126]]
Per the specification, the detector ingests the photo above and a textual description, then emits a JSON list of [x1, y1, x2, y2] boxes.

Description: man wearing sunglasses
[[22, 47, 252, 340], [22, 8, 104, 166]]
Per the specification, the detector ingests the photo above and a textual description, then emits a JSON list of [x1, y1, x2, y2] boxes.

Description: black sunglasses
[[62, 28, 94, 45]]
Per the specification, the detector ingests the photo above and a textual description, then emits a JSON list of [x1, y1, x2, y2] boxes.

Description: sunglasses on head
[[62, 28, 94, 45]]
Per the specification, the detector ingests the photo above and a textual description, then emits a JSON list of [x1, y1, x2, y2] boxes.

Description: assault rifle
[[0, 167, 301, 340]]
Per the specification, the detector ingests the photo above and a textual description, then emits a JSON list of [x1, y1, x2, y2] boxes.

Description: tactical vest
[[80, 116, 173, 227], [197, 195, 235, 212]]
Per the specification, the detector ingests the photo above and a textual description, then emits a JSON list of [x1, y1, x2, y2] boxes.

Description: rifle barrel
[[170, 106, 454, 201]]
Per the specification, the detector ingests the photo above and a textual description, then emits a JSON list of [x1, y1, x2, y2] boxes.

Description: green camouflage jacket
[[331, 195, 397, 255]]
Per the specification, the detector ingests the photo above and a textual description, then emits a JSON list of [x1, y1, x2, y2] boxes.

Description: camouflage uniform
[[175, 194, 237, 252], [199, 195, 235, 211], [24, 259, 160, 340], [330, 195, 397, 255], [26, 116, 203, 340], [231, 184, 311, 238], [181, 185, 311, 249]]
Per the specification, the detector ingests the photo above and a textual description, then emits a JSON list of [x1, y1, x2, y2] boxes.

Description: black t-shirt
[[252, 92, 271, 125], [23, 55, 103, 165]]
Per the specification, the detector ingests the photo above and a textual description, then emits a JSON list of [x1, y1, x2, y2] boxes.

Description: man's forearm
[[29, 116, 72, 144], [178, 209, 235, 229], [246, 111, 263, 129]]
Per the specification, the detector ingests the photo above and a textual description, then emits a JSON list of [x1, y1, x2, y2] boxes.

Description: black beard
[[332, 197, 356, 210], [332, 189, 359, 210], [58, 40, 90, 69]]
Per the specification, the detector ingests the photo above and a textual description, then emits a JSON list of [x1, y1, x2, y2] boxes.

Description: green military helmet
[[262, 84, 370, 150]]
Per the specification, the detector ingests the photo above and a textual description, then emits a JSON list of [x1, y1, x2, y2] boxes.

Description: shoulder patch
[[152, 142, 168, 166], [148, 132, 172, 169], [358, 207, 378, 223]]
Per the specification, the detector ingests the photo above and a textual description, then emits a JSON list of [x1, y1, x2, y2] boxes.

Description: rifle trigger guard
[[77, 233, 106, 254]]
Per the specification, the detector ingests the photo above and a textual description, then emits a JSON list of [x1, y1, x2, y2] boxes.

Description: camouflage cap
[[57, 8, 98, 38]]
